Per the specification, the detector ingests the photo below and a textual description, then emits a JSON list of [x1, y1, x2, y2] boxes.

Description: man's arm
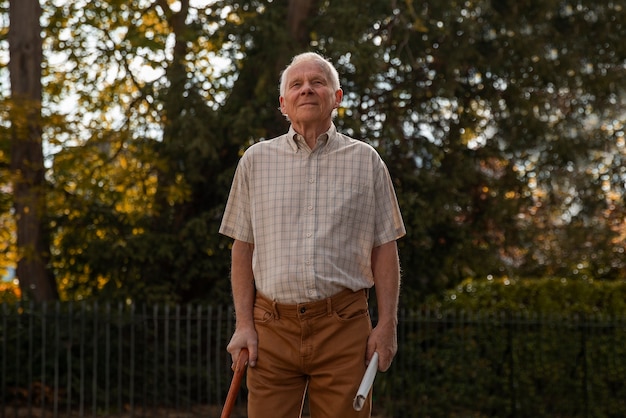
[[367, 240, 401, 372], [226, 239, 258, 367]]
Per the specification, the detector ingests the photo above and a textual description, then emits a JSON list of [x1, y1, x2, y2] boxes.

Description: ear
[[279, 96, 286, 114], [334, 89, 343, 108]]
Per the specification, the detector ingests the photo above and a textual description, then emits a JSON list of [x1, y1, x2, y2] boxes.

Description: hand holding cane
[[220, 348, 249, 418]]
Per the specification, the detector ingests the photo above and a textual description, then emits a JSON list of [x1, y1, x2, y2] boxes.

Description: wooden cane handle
[[220, 348, 249, 418]]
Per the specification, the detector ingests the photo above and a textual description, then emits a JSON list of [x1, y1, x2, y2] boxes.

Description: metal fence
[[1, 302, 234, 418], [2, 302, 626, 418]]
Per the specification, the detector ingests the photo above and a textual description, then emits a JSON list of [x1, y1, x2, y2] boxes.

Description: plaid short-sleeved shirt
[[219, 124, 406, 303]]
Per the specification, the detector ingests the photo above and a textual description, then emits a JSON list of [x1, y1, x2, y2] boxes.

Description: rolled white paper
[[353, 352, 379, 411]]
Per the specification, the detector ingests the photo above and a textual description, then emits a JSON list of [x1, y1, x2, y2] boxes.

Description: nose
[[300, 82, 314, 94]]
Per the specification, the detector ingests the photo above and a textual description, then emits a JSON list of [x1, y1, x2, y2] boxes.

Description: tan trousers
[[248, 288, 373, 418]]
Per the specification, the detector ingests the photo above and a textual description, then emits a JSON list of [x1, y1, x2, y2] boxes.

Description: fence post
[[581, 317, 589, 418], [53, 301, 60, 418], [1, 303, 7, 418]]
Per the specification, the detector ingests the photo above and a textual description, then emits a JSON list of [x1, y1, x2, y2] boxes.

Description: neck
[[292, 121, 331, 149]]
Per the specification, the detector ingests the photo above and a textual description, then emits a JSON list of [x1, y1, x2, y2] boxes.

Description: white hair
[[279, 52, 341, 97]]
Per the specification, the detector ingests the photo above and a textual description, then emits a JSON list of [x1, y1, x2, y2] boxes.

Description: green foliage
[[344, 0, 626, 297], [431, 276, 626, 315], [384, 310, 626, 417], [38, 0, 238, 304], [378, 277, 626, 417], [1, 0, 624, 303]]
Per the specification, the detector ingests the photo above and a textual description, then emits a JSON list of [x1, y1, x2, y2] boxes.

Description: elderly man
[[220, 52, 405, 418]]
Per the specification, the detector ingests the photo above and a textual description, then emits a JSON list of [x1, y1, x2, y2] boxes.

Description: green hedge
[[432, 276, 626, 315], [378, 277, 626, 417]]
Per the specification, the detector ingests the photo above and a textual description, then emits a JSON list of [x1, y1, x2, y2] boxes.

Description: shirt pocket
[[329, 182, 367, 226]]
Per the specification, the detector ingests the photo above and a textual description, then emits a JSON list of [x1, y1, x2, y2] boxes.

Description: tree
[[1, 0, 624, 304], [39, 0, 331, 303], [315, 0, 626, 298], [40, 0, 252, 303], [8, 0, 57, 301]]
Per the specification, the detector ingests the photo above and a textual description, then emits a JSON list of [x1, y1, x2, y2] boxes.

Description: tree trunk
[[287, 0, 319, 45], [8, 0, 58, 302]]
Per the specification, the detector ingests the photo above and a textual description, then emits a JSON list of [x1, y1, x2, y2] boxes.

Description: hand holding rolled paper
[[353, 352, 379, 411]]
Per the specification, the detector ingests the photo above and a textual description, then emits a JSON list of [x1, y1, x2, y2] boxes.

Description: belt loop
[[272, 300, 280, 320], [326, 297, 333, 317]]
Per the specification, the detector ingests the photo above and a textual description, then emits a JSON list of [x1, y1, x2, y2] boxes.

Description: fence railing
[[2, 302, 626, 418], [2, 302, 234, 418]]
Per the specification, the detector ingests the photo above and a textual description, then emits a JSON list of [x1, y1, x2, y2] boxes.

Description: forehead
[[286, 60, 329, 82]]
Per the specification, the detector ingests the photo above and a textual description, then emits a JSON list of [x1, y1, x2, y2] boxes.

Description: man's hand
[[366, 319, 398, 372], [227, 325, 258, 368]]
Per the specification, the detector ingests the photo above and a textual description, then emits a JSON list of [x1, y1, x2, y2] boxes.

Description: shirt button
[[306, 232, 312, 238], [307, 205, 313, 211], [309, 178, 315, 183]]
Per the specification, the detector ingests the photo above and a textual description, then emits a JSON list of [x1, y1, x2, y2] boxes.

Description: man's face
[[279, 60, 342, 126]]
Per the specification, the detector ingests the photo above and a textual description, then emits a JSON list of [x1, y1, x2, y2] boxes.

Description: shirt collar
[[287, 123, 337, 153]]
